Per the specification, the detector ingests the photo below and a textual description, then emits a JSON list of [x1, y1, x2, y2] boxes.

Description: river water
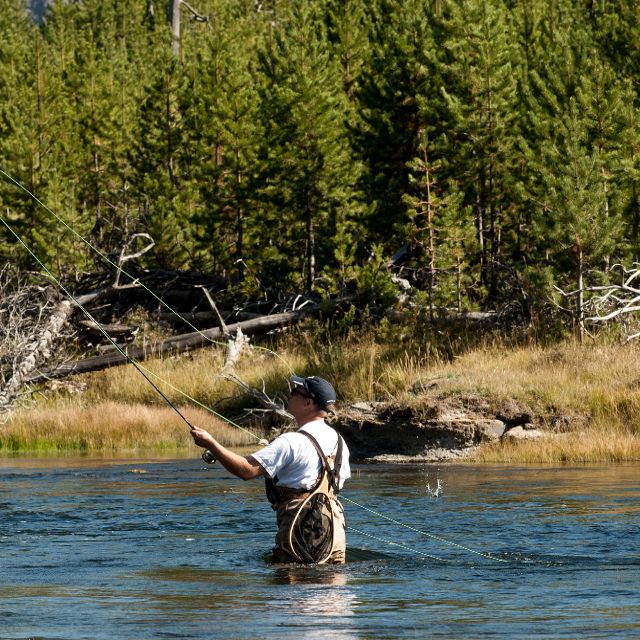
[[0, 458, 638, 639]]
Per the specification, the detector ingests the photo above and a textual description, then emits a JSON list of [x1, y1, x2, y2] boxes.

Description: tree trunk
[[576, 246, 584, 344], [423, 142, 435, 321], [169, 0, 181, 57], [305, 206, 315, 291]]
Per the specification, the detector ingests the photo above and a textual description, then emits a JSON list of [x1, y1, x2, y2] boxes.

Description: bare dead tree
[[219, 327, 291, 430], [222, 370, 292, 424], [168, 0, 210, 58], [554, 263, 640, 341], [0, 268, 75, 415], [113, 233, 155, 287]]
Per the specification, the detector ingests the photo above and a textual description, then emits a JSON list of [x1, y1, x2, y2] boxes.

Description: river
[[1, 458, 638, 639]]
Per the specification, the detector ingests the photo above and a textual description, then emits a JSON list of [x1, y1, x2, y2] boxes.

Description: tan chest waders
[[266, 431, 345, 564]]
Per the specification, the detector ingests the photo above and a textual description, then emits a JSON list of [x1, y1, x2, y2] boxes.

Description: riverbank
[[1, 337, 640, 462]]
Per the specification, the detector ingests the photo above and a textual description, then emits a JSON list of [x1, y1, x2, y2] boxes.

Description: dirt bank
[[333, 395, 590, 463]]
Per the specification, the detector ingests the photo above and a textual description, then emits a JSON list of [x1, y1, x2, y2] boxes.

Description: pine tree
[[350, 0, 428, 247], [253, 1, 361, 291], [536, 99, 620, 341], [520, 7, 629, 339], [181, 2, 262, 282], [0, 8, 83, 274], [439, 0, 522, 304], [403, 129, 475, 316], [0, 0, 34, 265]]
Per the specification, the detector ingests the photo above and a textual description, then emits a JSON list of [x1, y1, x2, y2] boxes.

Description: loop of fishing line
[[0, 172, 509, 564], [346, 526, 447, 562]]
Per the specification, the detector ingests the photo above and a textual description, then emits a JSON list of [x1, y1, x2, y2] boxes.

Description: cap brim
[[289, 375, 306, 389]]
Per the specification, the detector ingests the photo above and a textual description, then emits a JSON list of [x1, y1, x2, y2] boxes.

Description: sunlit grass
[[0, 401, 256, 454], [421, 341, 640, 434], [469, 429, 640, 464], [81, 345, 306, 411], [5, 331, 640, 460]]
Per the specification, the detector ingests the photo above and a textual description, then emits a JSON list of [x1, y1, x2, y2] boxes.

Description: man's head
[[287, 375, 336, 423]]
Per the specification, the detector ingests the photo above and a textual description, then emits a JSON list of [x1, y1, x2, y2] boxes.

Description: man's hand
[[190, 425, 215, 449], [189, 425, 265, 480]]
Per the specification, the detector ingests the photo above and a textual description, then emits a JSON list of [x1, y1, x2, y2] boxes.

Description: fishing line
[[1, 216, 197, 430], [128, 360, 265, 443], [0, 168, 295, 375], [0, 181, 506, 564], [346, 526, 448, 562], [342, 495, 508, 563], [0, 215, 267, 444]]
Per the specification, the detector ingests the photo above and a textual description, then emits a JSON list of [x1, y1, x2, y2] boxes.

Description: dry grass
[[5, 332, 640, 460], [421, 341, 640, 434], [469, 429, 640, 464], [82, 346, 305, 410], [0, 401, 256, 453]]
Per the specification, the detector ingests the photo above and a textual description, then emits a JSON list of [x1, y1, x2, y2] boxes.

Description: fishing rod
[[0, 176, 509, 564], [0, 216, 268, 464]]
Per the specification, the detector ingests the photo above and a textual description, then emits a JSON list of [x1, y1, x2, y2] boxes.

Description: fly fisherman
[[190, 375, 351, 564]]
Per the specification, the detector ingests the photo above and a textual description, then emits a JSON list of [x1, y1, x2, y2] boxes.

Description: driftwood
[[27, 310, 307, 383], [0, 298, 73, 413]]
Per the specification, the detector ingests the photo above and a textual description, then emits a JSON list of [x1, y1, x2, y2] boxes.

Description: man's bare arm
[[191, 426, 266, 480]]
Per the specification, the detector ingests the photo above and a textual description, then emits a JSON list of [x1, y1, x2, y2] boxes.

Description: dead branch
[[221, 370, 292, 422], [114, 234, 155, 287], [197, 285, 229, 336], [222, 328, 249, 372], [77, 319, 139, 342], [555, 264, 640, 340], [181, 0, 209, 22]]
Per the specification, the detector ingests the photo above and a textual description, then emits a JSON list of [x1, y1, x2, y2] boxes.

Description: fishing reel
[[202, 449, 216, 464]]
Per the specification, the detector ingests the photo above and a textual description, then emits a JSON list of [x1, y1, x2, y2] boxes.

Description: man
[[190, 375, 350, 564]]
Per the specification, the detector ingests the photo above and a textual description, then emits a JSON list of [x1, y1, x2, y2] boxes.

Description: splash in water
[[425, 474, 443, 498]]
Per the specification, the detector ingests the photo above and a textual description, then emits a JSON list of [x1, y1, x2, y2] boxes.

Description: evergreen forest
[[2, 0, 640, 335]]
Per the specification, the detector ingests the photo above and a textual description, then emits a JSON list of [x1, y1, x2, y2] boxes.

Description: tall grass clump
[[276, 322, 446, 401], [469, 430, 640, 464], [81, 345, 306, 413], [0, 402, 256, 454]]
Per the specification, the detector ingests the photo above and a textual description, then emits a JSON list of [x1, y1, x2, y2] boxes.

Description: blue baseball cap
[[290, 375, 337, 412]]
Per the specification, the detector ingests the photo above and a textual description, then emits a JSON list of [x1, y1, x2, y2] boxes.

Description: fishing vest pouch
[[287, 472, 336, 563], [265, 477, 309, 510]]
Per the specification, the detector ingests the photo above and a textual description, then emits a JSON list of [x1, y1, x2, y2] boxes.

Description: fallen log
[[77, 319, 139, 342], [158, 310, 263, 324], [27, 310, 305, 383]]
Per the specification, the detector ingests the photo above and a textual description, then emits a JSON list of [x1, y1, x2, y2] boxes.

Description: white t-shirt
[[251, 419, 351, 490]]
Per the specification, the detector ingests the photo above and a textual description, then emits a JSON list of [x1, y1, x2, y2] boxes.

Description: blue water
[[0, 458, 638, 639]]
